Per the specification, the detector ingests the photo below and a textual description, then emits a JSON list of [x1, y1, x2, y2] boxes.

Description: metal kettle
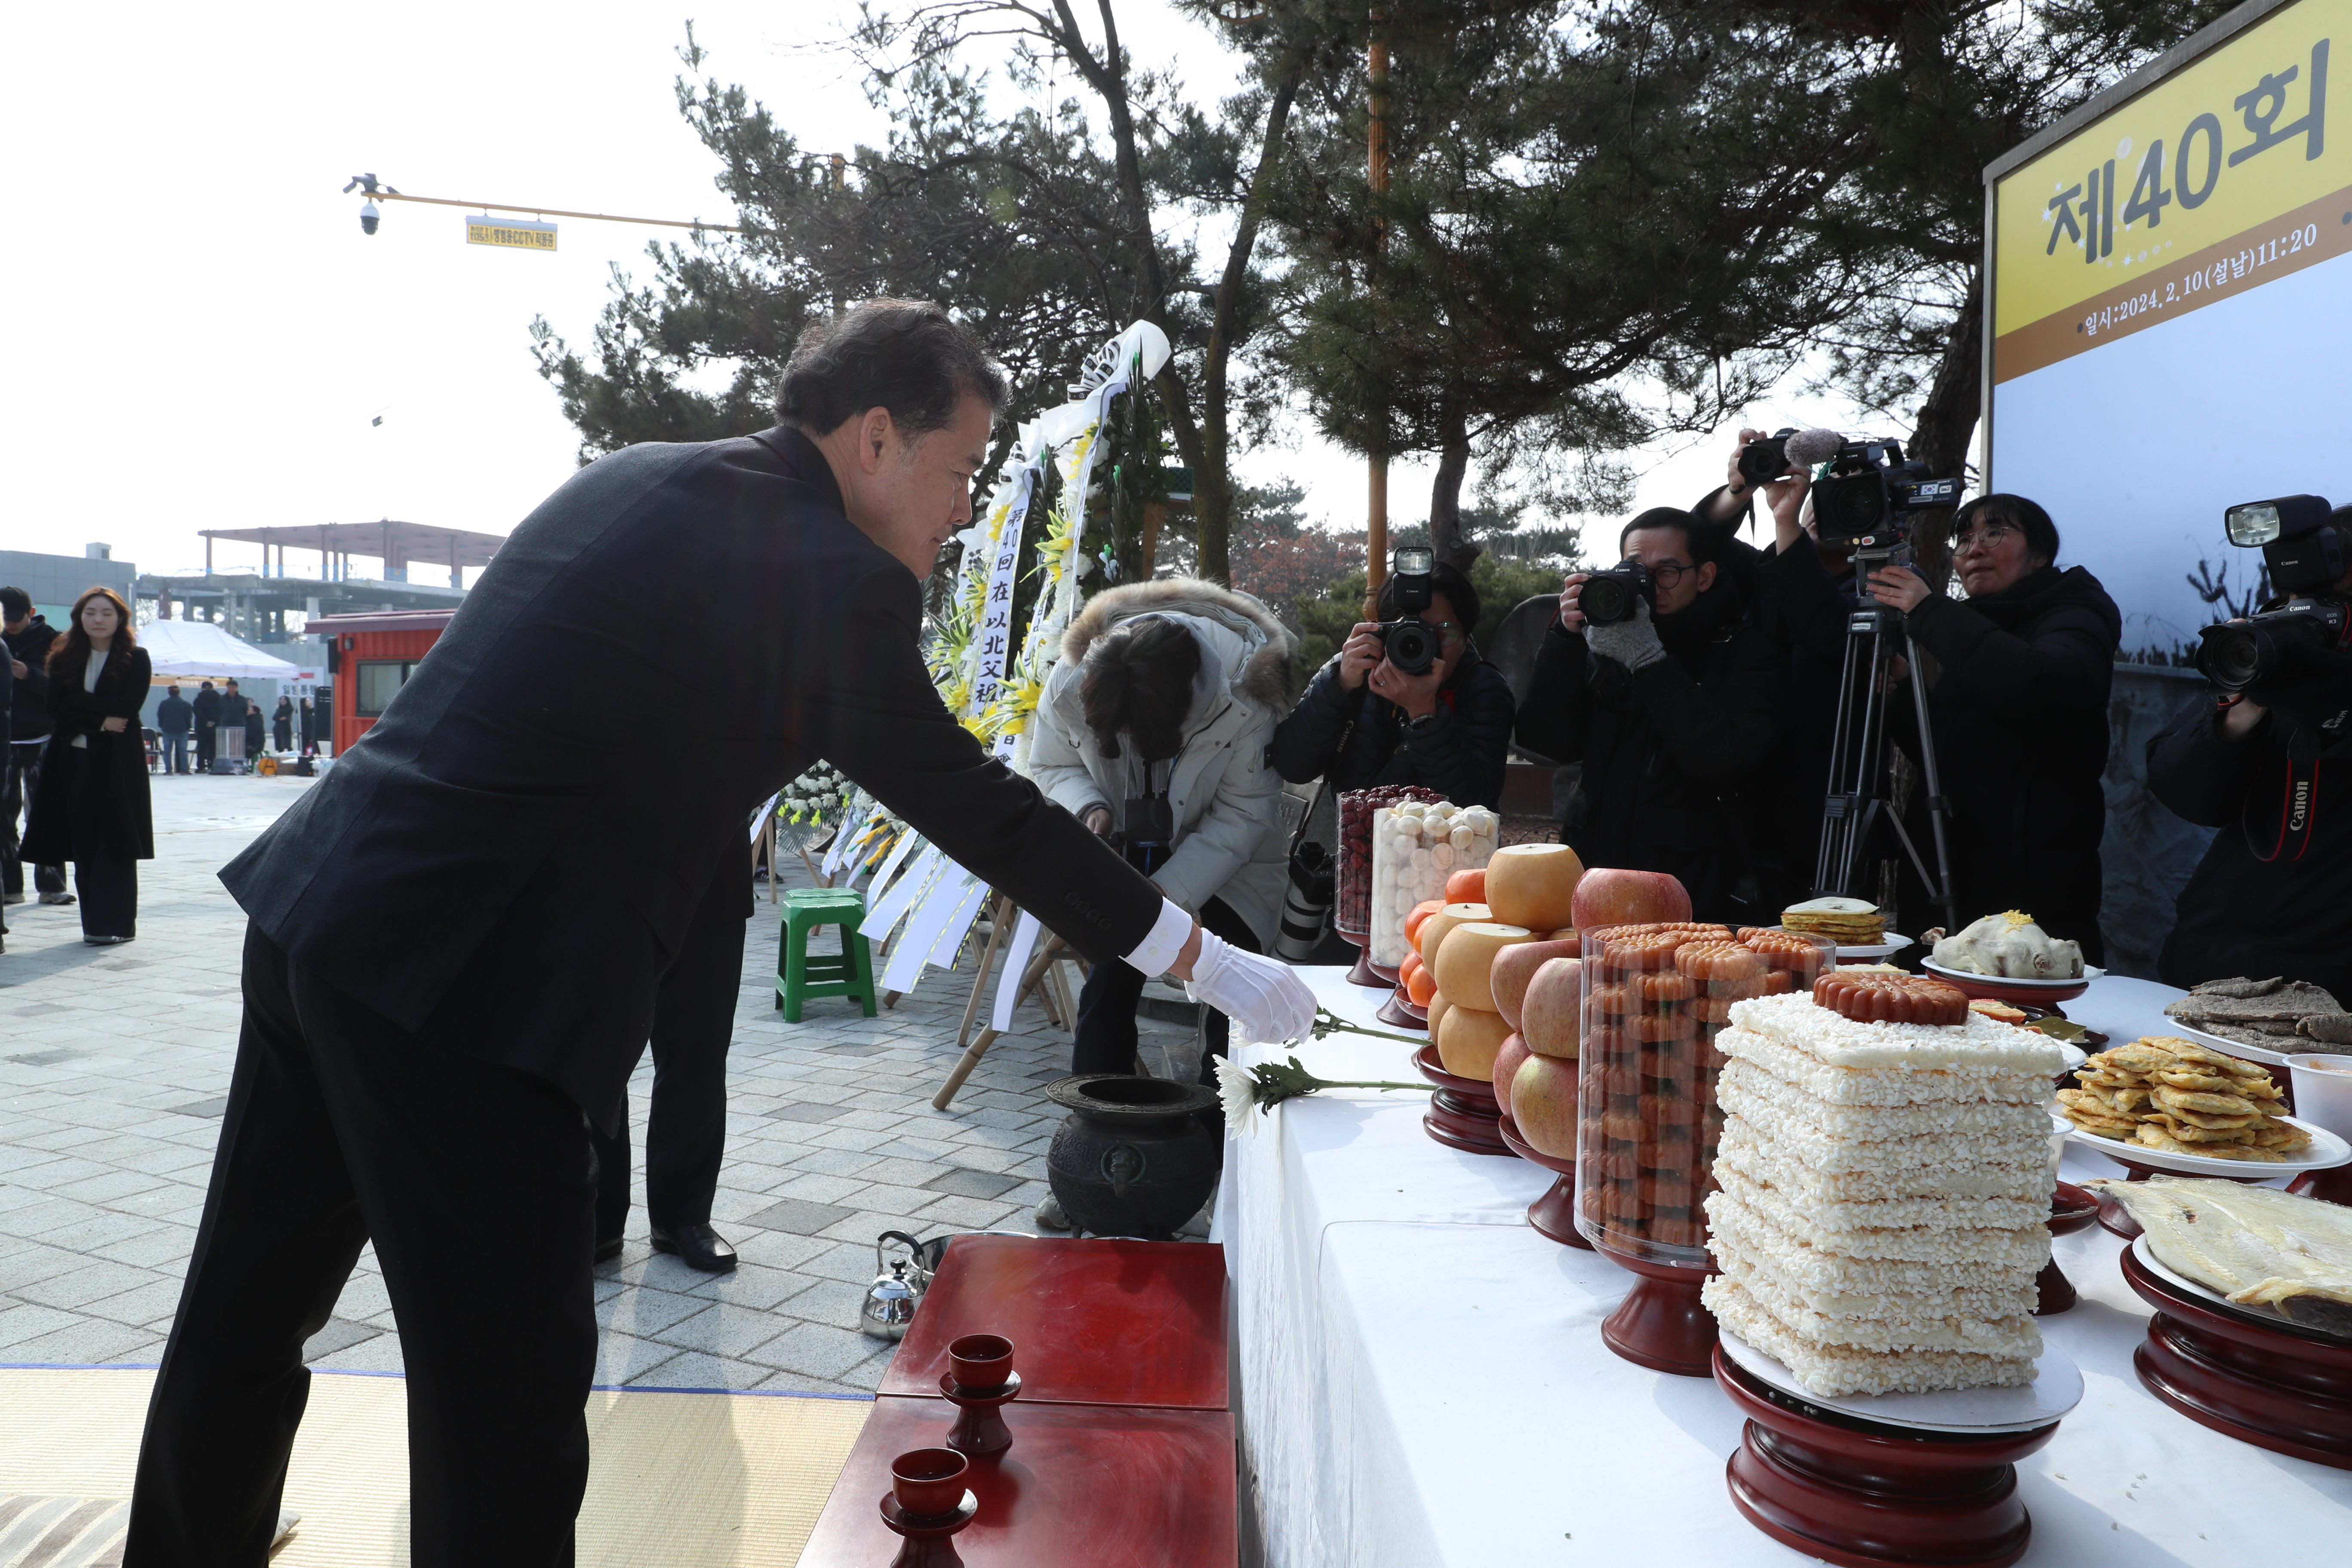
[[859, 1231, 933, 1341]]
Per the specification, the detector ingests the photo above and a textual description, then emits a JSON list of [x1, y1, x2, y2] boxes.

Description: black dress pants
[[127, 923, 598, 1567], [4, 743, 66, 895], [1071, 895, 1257, 1085], [73, 857, 138, 939], [195, 726, 216, 772], [592, 914, 747, 1238]]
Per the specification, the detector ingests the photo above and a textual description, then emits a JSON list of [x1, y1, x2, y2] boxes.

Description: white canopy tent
[[138, 619, 303, 683]]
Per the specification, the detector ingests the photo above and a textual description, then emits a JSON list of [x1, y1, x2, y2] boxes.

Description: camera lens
[[1386, 619, 1437, 676], [2195, 623, 2264, 690], [1581, 574, 1633, 625]]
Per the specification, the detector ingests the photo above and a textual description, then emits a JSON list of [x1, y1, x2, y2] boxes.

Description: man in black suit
[[190, 680, 221, 774], [590, 831, 752, 1272], [126, 299, 1311, 1566]]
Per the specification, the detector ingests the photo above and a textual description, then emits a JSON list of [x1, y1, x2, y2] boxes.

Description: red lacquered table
[[879, 1235, 1228, 1410], [796, 1395, 1238, 1568], [805, 1236, 1239, 1567]]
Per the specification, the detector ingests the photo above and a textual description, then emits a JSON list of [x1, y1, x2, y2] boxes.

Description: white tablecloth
[[1216, 969, 2352, 1567]]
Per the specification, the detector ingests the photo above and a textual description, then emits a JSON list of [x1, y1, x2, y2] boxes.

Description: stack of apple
[[1401, 844, 1587, 1086], [1499, 867, 1696, 1158]]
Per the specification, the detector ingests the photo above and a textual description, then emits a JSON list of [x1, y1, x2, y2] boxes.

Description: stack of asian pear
[[1405, 844, 1585, 1084], [1700, 972, 2065, 1396]]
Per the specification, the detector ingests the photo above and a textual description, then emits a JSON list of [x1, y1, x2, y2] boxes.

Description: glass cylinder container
[[1573, 924, 1836, 1265], [1367, 800, 1499, 969], [1333, 785, 1444, 948]]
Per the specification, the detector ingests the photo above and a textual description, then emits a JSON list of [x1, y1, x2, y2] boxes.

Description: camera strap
[[2249, 753, 2323, 863]]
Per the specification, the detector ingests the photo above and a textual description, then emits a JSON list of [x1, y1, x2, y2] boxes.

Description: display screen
[[1985, 0, 2351, 655]]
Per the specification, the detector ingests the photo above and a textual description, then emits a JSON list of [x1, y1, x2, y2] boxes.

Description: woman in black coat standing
[[272, 696, 294, 752], [297, 696, 316, 755], [22, 588, 154, 944], [1863, 495, 2120, 964]]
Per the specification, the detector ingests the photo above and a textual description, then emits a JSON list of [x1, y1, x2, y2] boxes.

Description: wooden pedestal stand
[[1715, 1347, 2058, 1568], [940, 1371, 1022, 1458], [1495, 1113, 1592, 1250], [879, 1490, 978, 1568], [1593, 1243, 1717, 1376], [1412, 1045, 1509, 1156], [1379, 984, 1426, 1031], [2121, 1245, 2352, 1470], [2034, 1182, 2100, 1316]]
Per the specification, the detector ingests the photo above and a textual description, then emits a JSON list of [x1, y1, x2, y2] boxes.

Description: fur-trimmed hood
[[1057, 577, 1294, 713]]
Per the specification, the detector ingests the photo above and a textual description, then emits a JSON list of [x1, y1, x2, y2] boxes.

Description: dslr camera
[[2194, 494, 2352, 692], [1810, 438, 1962, 548], [1374, 546, 1445, 676], [1580, 560, 1657, 625]]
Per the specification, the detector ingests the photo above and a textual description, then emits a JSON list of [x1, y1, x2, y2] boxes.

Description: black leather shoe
[[593, 1235, 624, 1264], [650, 1223, 737, 1273]]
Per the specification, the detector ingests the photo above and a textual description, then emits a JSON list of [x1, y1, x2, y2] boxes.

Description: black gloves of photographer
[[2245, 640, 2352, 737]]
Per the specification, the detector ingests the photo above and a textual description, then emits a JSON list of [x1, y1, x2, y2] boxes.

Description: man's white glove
[[1583, 597, 1667, 672], [1184, 930, 1317, 1046]]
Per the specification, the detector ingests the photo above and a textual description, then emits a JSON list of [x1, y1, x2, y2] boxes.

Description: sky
[[1, 1, 1852, 585]]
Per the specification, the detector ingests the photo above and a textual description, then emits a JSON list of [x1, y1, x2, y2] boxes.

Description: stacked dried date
[[1574, 925, 1832, 1259], [1333, 785, 1447, 943]]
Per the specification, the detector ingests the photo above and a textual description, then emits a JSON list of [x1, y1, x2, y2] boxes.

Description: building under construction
[[135, 521, 503, 641]]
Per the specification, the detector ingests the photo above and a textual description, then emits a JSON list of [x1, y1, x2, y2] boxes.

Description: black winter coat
[[2149, 700, 2352, 1004], [5, 616, 58, 744], [1514, 582, 1785, 923], [220, 425, 1166, 1124], [1891, 565, 2120, 962], [23, 644, 155, 864], [192, 687, 222, 734], [157, 693, 193, 735], [1268, 643, 1514, 808]]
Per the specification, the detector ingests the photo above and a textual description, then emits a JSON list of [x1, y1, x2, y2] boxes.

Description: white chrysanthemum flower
[[1213, 1056, 1262, 1138]]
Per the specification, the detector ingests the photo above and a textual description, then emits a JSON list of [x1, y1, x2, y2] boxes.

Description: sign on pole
[[465, 214, 558, 251]]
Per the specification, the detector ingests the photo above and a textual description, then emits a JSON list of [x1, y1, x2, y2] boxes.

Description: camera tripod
[[1814, 551, 1960, 934]]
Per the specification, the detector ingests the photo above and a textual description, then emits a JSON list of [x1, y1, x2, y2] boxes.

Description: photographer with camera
[[1270, 549, 1512, 808], [1691, 427, 1855, 910], [1028, 580, 1295, 1085], [2150, 496, 2352, 1002], [1515, 507, 1784, 921], [1864, 494, 2119, 962]]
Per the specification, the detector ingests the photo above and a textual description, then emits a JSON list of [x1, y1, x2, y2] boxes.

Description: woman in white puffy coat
[[1028, 578, 1295, 1083]]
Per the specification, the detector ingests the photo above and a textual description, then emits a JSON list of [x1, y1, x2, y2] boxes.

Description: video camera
[[1374, 546, 1444, 676], [2194, 494, 2352, 692], [1809, 438, 1962, 548]]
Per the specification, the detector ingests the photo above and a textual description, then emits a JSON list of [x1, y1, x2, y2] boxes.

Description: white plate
[[2150, 1019, 2302, 1069], [2127, 1235, 2315, 1332], [1717, 1330, 2082, 1433], [2054, 1043, 2088, 1075], [1834, 933, 1911, 959], [2059, 1112, 2351, 1177], [1921, 959, 2104, 991]]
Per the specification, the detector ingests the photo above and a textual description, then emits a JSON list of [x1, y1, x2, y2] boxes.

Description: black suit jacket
[[222, 426, 1164, 1119]]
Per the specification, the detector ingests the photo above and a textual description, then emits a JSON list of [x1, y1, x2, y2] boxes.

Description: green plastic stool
[[776, 888, 878, 1022]]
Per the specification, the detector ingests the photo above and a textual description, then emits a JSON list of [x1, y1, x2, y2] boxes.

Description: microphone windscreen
[[1783, 428, 1844, 467]]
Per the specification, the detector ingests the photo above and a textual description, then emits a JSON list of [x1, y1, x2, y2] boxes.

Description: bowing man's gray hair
[[778, 298, 1009, 440]]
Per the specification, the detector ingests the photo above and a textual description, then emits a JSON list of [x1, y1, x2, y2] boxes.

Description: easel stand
[[934, 894, 1088, 1112], [1815, 581, 1960, 932]]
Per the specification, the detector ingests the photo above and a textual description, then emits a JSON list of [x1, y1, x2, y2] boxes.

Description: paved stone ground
[[0, 773, 1200, 1396]]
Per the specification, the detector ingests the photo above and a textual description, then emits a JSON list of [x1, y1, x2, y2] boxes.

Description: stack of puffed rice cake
[[1700, 991, 2064, 1396]]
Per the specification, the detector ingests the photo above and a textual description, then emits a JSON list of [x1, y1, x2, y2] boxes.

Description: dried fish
[[2086, 1177, 2352, 1337]]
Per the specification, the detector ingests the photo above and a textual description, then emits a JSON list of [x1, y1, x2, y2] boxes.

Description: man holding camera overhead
[[1516, 508, 1784, 922], [1271, 549, 1514, 808], [2150, 495, 2352, 1003]]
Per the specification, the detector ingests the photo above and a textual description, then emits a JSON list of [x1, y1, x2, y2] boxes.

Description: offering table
[[1217, 969, 2352, 1566]]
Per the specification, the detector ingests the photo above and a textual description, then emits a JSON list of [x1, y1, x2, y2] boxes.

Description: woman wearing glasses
[[1270, 558, 1515, 808], [1864, 493, 2120, 962]]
